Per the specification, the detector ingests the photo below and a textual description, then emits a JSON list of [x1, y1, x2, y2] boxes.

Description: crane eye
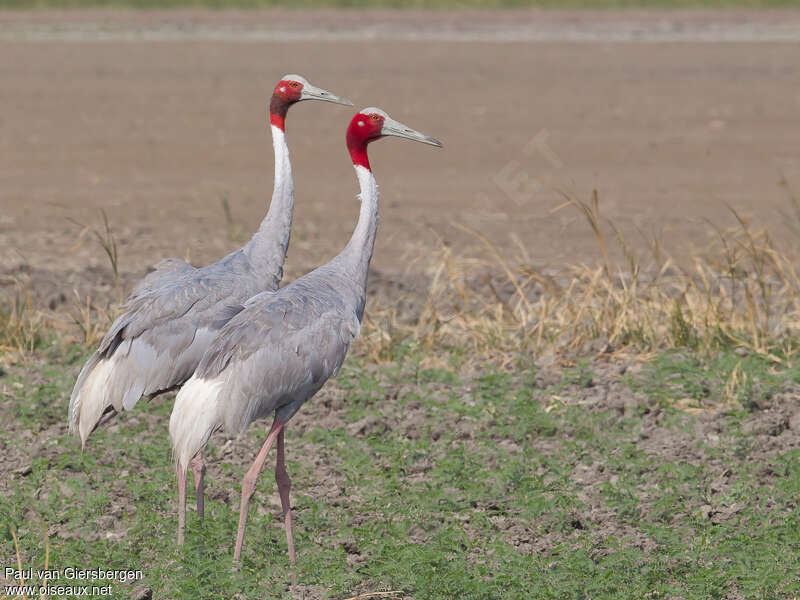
[[289, 82, 299, 88], [370, 114, 380, 120]]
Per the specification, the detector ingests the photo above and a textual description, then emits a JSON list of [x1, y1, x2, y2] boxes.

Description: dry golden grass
[[0, 210, 122, 359], [2, 193, 799, 366], [63, 290, 117, 348], [0, 279, 44, 361], [0, 521, 50, 600], [67, 209, 122, 305], [361, 192, 800, 365]]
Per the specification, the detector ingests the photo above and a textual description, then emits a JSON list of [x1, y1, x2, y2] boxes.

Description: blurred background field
[[3, 0, 800, 9]]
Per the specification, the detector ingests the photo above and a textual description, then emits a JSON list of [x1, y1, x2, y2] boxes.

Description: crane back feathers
[[169, 273, 361, 469], [129, 258, 196, 300], [69, 245, 287, 446], [68, 123, 295, 446]]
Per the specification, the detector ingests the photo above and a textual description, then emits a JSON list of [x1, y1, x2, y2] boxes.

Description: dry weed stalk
[[65, 290, 117, 348], [1, 522, 51, 600], [2, 212, 145, 358], [344, 592, 403, 600], [360, 193, 800, 365], [0, 279, 43, 359], [67, 209, 121, 304], [3, 193, 799, 368]]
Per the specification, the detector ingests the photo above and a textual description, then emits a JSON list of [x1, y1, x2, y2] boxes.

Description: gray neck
[[244, 125, 294, 287], [334, 165, 379, 294]]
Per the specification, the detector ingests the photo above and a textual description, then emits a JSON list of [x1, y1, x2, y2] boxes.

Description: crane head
[[347, 107, 442, 170], [270, 74, 352, 130]]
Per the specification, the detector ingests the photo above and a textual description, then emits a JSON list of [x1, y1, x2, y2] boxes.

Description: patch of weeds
[[3, 340, 800, 599], [634, 348, 800, 410], [563, 359, 595, 388], [417, 367, 460, 387]]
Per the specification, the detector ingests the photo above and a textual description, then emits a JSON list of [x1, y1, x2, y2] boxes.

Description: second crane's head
[[347, 107, 442, 171], [270, 74, 352, 131]]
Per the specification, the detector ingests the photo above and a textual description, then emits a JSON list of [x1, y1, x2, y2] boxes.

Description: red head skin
[[346, 112, 385, 171], [269, 79, 305, 131]]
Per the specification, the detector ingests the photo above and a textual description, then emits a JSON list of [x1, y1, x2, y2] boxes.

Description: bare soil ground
[[2, 10, 800, 312], [2, 349, 799, 598]]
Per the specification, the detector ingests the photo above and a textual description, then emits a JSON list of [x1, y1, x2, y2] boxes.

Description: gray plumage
[[168, 108, 440, 565], [129, 258, 195, 299], [69, 125, 295, 446], [170, 165, 377, 468]]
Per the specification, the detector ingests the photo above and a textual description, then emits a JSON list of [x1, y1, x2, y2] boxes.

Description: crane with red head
[[169, 107, 441, 573], [68, 74, 350, 546], [347, 106, 442, 169], [269, 74, 350, 130]]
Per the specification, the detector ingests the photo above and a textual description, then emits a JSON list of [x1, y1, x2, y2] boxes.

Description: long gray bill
[[381, 117, 442, 147], [301, 84, 353, 106]]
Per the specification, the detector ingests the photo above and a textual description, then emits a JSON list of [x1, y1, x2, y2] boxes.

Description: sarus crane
[[68, 75, 351, 543], [170, 107, 441, 567]]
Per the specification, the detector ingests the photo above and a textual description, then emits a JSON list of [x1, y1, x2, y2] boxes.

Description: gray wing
[[69, 251, 261, 444], [95, 260, 256, 383], [196, 287, 361, 436], [99, 251, 261, 360], [129, 258, 196, 299]]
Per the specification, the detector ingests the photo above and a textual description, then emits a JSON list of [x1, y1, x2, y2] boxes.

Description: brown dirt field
[[2, 10, 800, 310]]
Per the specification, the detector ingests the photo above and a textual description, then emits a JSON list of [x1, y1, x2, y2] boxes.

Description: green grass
[[636, 348, 800, 410], [2, 341, 800, 598], [2, 0, 800, 9]]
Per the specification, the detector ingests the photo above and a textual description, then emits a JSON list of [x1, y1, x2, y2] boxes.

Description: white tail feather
[[69, 355, 118, 447], [68, 327, 218, 447], [68, 338, 159, 446], [170, 375, 224, 469]]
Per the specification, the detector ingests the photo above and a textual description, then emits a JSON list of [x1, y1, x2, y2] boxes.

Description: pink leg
[[190, 452, 206, 520], [275, 428, 297, 577], [177, 461, 187, 545], [233, 418, 284, 563]]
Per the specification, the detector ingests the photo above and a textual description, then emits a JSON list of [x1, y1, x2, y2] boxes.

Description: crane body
[[67, 76, 351, 541], [169, 108, 441, 567]]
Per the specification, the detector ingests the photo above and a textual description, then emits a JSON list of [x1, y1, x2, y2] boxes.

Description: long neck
[[335, 165, 378, 293], [245, 124, 293, 288]]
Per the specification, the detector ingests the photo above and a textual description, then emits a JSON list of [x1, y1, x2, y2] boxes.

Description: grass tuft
[[67, 210, 122, 302], [0, 280, 44, 360], [360, 192, 800, 367], [66, 290, 114, 348], [5, 192, 800, 378]]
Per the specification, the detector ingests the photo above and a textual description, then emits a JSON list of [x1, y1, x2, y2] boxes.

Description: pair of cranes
[[67, 74, 441, 569]]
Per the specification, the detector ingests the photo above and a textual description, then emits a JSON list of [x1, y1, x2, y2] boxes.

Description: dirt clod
[[130, 585, 152, 600]]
